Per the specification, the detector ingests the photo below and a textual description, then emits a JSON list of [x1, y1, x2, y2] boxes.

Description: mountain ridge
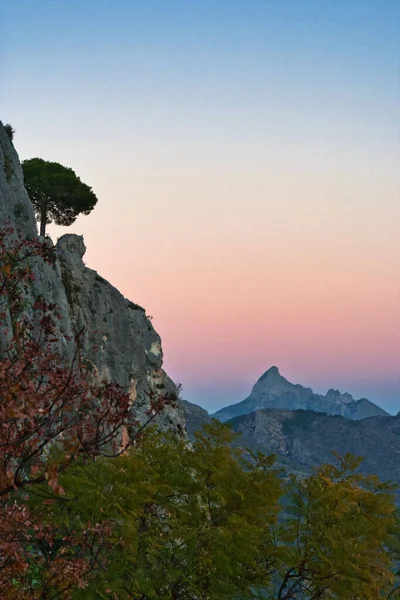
[[228, 407, 400, 484], [180, 399, 400, 489], [212, 366, 388, 422]]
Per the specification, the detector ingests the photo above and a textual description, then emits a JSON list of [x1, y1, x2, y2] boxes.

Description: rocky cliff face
[[0, 122, 185, 434], [179, 399, 211, 439], [213, 366, 388, 422]]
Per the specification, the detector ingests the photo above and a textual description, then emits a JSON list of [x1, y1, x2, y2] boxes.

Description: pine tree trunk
[[40, 207, 47, 236]]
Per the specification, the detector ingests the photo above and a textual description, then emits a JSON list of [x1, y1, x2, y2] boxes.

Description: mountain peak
[[261, 366, 281, 379], [267, 365, 280, 375], [212, 367, 388, 422]]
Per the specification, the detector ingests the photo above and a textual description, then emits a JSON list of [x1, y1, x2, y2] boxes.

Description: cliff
[[179, 399, 212, 439], [0, 122, 185, 434], [213, 366, 388, 422]]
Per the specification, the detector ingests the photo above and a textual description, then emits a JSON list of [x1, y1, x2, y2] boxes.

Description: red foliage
[[0, 228, 174, 597], [0, 227, 132, 498]]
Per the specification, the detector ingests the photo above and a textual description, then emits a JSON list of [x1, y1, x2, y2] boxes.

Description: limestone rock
[[0, 122, 185, 435], [179, 399, 212, 439]]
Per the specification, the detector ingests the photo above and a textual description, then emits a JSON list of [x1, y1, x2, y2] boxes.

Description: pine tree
[[22, 158, 98, 235]]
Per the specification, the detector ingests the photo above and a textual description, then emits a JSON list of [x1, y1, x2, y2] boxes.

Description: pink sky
[[44, 146, 399, 412]]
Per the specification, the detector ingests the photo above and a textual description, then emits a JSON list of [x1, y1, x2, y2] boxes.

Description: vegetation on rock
[[3, 123, 15, 141], [3, 155, 14, 183]]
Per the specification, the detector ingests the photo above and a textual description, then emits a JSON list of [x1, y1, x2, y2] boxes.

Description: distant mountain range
[[227, 408, 400, 484], [212, 366, 388, 421], [180, 367, 399, 487]]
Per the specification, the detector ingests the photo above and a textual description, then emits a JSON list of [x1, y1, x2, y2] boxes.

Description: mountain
[[213, 366, 388, 422], [228, 408, 400, 485], [0, 122, 185, 435], [179, 400, 212, 439], [180, 399, 400, 487]]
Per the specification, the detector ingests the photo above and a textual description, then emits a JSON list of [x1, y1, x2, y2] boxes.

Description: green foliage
[[22, 157, 98, 235], [271, 452, 398, 599], [3, 154, 14, 182], [39, 422, 280, 599], [29, 421, 400, 600]]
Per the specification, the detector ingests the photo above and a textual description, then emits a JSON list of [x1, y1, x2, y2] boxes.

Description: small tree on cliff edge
[[22, 158, 98, 236]]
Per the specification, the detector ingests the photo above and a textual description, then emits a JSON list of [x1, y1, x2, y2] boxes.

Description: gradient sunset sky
[[2, 1, 400, 412]]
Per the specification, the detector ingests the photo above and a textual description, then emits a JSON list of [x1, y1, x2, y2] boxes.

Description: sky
[[2, 0, 400, 413]]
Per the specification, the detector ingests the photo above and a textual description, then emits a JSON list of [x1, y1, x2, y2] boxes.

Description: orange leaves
[[0, 264, 11, 278], [45, 466, 65, 496]]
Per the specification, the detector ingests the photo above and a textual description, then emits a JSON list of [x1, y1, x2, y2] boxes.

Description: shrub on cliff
[[3, 123, 15, 141], [22, 158, 98, 236]]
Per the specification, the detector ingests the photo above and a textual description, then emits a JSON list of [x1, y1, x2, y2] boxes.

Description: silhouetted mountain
[[212, 366, 388, 422]]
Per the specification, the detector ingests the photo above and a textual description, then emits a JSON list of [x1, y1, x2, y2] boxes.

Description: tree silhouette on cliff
[[22, 158, 98, 236]]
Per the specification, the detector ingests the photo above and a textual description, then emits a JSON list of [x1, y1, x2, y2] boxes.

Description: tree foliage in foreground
[[273, 454, 399, 600], [34, 423, 400, 600], [22, 158, 98, 236], [47, 423, 280, 600]]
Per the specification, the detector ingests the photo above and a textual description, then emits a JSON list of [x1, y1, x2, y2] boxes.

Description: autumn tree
[[0, 227, 173, 598], [22, 158, 98, 236]]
